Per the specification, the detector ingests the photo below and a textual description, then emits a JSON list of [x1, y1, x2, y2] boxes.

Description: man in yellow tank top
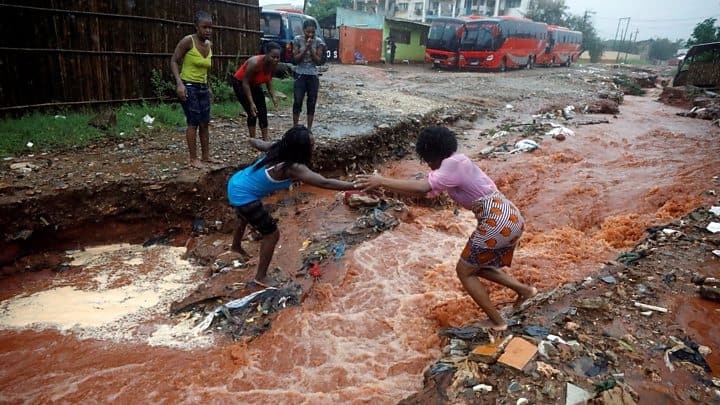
[[171, 11, 217, 168]]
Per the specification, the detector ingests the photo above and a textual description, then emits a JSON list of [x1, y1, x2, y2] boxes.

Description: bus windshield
[[428, 21, 463, 51], [460, 24, 498, 51]]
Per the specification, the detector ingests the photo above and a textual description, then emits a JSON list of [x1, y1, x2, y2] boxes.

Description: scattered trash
[[511, 139, 540, 154], [26, 142, 34, 148], [429, 362, 456, 376], [665, 336, 712, 372], [546, 126, 575, 138], [633, 301, 668, 313], [707, 222, 720, 233], [473, 383, 493, 393], [524, 325, 550, 338], [54, 115, 67, 119], [142, 114, 155, 124], [343, 191, 380, 208], [440, 324, 490, 341], [192, 217, 205, 234], [699, 286, 720, 303], [505, 104, 514, 109], [470, 334, 514, 363], [710, 206, 720, 216], [600, 275, 617, 284], [498, 337, 537, 370], [507, 381, 523, 393], [713, 250, 720, 258], [617, 252, 642, 265], [566, 382, 593, 405], [299, 239, 312, 251], [10, 162, 39, 173], [516, 398, 529, 405], [308, 262, 321, 278], [562, 105, 575, 120]]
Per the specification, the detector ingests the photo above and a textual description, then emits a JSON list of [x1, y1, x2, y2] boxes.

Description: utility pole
[[615, 17, 630, 63], [624, 28, 639, 64]]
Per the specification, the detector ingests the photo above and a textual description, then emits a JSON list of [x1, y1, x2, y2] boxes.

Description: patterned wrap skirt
[[460, 192, 524, 268]]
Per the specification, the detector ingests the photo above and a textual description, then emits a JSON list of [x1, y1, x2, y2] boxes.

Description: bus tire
[[527, 56, 535, 69], [565, 57, 571, 67], [499, 58, 507, 72]]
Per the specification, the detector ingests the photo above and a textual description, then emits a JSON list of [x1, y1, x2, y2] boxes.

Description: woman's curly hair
[[415, 126, 458, 163]]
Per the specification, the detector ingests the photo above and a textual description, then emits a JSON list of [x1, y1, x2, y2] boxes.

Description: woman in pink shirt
[[357, 126, 536, 330]]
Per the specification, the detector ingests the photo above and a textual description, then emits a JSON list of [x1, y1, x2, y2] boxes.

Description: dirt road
[[1, 63, 719, 403]]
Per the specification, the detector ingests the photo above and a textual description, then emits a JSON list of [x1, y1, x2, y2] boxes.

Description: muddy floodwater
[[1, 85, 719, 402]]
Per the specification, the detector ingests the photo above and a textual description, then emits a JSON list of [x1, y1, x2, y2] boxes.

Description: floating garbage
[[194, 288, 277, 333], [546, 126, 575, 138]]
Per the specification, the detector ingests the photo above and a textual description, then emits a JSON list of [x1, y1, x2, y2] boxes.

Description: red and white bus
[[425, 16, 484, 68], [536, 25, 583, 67], [425, 17, 465, 68], [458, 17, 547, 71]]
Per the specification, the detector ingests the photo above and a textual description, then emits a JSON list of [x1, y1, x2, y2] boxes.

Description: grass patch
[[613, 74, 646, 96], [0, 79, 297, 157]]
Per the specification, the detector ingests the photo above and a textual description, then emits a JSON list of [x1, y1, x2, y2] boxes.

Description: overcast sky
[[260, 0, 720, 41]]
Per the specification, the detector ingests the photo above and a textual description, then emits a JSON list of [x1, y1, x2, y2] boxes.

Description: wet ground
[[1, 63, 719, 403]]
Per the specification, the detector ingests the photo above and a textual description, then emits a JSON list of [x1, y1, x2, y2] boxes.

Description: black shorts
[[235, 200, 277, 235]]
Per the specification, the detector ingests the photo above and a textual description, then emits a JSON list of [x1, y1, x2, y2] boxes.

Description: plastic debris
[[505, 104, 514, 109], [710, 206, 720, 216], [511, 139, 540, 153], [26, 142, 34, 148], [600, 275, 617, 284], [193, 288, 278, 333], [633, 301, 668, 313], [546, 126, 575, 138], [473, 384, 493, 392], [308, 262, 322, 278], [617, 252, 642, 265], [707, 222, 720, 233], [713, 250, 720, 258], [429, 362, 456, 376], [142, 114, 155, 124], [299, 239, 312, 251], [566, 383, 593, 405], [524, 325, 550, 338]]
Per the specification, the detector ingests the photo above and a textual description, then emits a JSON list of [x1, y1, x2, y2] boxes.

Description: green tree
[[306, 0, 352, 21], [686, 18, 720, 46], [648, 38, 678, 60], [565, 13, 604, 62], [524, 0, 568, 26]]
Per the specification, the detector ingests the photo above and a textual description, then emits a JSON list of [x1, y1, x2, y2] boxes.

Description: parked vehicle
[[673, 42, 720, 88], [536, 25, 582, 67], [259, 9, 326, 75], [425, 17, 469, 68], [458, 16, 547, 71]]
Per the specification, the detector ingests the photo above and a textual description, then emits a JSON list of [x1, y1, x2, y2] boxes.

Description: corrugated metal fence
[[0, 0, 261, 112]]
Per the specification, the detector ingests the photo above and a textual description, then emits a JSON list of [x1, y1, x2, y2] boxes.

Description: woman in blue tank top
[[228, 126, 357, 287]]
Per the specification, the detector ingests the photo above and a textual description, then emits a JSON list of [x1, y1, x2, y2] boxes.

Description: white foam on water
[[0, 245, 211, 349]]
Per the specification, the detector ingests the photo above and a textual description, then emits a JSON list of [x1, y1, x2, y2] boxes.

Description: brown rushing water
[[1, 95, 719, 403]]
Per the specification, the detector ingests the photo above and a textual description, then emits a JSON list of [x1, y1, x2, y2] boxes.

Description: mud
[[2, 63, 720, 403]]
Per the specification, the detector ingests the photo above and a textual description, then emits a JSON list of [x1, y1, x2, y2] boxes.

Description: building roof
[[385, 16, 430, 28]]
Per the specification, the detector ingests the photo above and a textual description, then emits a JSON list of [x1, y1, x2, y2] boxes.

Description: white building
[[385, 0, 530, 21]]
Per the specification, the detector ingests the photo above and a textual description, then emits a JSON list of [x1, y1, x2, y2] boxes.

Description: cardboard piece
[[497, 337, 537, 370]]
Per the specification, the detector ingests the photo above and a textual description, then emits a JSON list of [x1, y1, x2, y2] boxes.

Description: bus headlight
[[486, 55, 494, 61]]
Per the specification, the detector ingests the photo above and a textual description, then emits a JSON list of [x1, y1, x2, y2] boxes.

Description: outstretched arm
[[356, 173, 431, 196], [287, 164, 356, 190], [249, 138, 273, 151]]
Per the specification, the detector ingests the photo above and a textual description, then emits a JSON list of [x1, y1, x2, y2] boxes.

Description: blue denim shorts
[[180, 81, 211, 126]]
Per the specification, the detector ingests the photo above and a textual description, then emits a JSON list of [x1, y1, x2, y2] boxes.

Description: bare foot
[[229, 246, 250, 258], [202, 157, 223, 165], [250, 278, 273, 288], [190, 159, 204, 168], [477, 318, 508, 331], [514, 287, 538, 310]]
